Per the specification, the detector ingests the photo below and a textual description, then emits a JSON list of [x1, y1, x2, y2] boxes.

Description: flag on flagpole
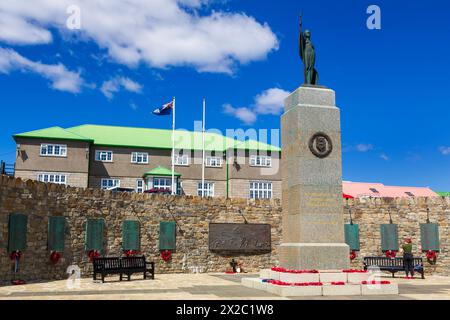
[[152, 101, 174, 116]]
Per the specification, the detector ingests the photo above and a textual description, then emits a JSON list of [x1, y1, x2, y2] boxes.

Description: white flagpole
[[201, 98, 206, 197], [172, 97, 176, 195]]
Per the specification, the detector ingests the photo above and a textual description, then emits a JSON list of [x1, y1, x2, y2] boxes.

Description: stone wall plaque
[[209, 223, 271, 252]]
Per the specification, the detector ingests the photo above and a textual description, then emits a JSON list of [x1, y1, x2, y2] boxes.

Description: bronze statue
[[299, 14, 319, 85]]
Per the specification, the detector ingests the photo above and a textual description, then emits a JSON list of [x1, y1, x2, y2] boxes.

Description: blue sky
[[0, 0, 449, 190]]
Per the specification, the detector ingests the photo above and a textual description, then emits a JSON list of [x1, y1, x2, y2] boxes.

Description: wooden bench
[[363, 256, 425, 279], [93, 256, 155, 283]]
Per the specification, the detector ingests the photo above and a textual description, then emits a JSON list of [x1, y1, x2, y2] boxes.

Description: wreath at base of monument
[[349, 250, 357, 261], [425, 250, 438, 265], [50, 251, 62, 264], [361, 280, 391, 285], [385, 250, 397, 259], [161, 250, 172, 262], [271, 267, 319, 274]]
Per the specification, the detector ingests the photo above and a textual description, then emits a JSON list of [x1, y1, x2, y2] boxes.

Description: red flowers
[[361, 281, 391, 285], [10, 251, 22, 261], [331, 282, 346, 286], [124, 250, 139, 257], [268, 280, 323, 286], [342, 269, 368, 273], [88, 250, 100, 262], [271, 267, 319, 274], [349, 250, 357, 261], [385, 250, 397, 258], [50, 251, 62, 264], [161, 250, 172, 262], [426, 250, 438, 265]]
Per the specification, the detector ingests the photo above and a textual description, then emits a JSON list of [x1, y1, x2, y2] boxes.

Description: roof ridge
[[66, 124, 232, 139]]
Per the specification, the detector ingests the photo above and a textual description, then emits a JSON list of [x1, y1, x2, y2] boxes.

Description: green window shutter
[[8, 213, 28, 252], [123, 220, 140, 251], [85, 218, 104, 252], [420, 223, 440, 252], [380, 224, 399, 251], [48, 216, 65, 252], [159, 221, 176, 251], [344, 224, 360, 251]]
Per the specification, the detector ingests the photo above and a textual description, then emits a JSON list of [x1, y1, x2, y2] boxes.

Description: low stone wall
[[1, 175, 449, 283], [0, 175, 282, 283], [347, 196, 450, 275]]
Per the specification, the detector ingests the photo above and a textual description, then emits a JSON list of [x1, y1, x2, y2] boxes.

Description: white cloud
[[223, 104, 257, 125], [100, 76, 143, 100], [439, 146, 450, 155], [254, 88, 290, 115], [224, 87, 289, 125], [0, 0, 278, 74], [380, 153, 389, 161], [0, 47, 83, 93], [356, 144, 374, 152]]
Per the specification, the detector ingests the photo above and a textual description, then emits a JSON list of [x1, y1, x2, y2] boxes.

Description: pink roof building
[[342, 181, 439, 198]]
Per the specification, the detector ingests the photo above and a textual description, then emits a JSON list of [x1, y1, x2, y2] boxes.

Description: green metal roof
[[13, 124, 280, 152], [437, 192, 450, 197], [13, 126, 93, 142], [144, 166, 181, 177]]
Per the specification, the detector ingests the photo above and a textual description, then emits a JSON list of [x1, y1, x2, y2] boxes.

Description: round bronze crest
[[309, 132, 333, 159]]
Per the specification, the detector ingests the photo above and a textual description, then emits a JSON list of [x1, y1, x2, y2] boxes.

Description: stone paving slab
[[0, 274, 449, 300]]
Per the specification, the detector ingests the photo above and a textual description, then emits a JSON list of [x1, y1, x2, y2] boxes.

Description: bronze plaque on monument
[[209, 223, 271, 252]]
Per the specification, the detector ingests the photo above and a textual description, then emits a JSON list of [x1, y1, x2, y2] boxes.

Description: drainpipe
[[226, 156, 229, 199]]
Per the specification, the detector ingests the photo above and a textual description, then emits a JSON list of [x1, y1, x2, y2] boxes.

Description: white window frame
[[198, 182, 215, 197], [131, 152, 149, 164], [173, 154, 189, 166], [205, 156, 223, 168], [101, 178, 120, 190], [249, 181, 273, 199], [40, 144, 67, 157], [250, 155, 272, 167], [153, 177, 172, 190], [95, 150, 113, 162], [136, 179, 145, 193], [37, 173, 67, 185]]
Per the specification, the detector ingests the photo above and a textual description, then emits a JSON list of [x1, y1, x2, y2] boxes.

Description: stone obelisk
[[279, 85, 350, 270]]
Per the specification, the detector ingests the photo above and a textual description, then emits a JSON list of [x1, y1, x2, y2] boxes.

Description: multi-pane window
[[37, 173, 67, 185], [131, 152, 149, 164], [198, 182, 215, 197], [136, 179, 145, 193], [40, 144, 67, 157], [101, 179, 120, 190], [173, 154, 189, 166], [205, 156, 223, 167], [153, 178, 172, 190], [250, 155, 272, 167], [95, 151, 113, 162], [250, 182, 273, 199]]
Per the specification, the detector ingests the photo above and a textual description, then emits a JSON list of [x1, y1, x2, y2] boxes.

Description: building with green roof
[[13, 124, 281, 199]]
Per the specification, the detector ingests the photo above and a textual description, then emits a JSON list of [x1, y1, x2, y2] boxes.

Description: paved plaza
[[1, 273, 450, 300]]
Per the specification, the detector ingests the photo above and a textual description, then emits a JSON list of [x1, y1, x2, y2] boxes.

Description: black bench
[[93, 256, 155, 283], [363, 256, 425, 279]]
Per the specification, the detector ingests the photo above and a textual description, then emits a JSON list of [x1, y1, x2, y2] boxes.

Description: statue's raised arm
[[298, 14, 319, 85], [299, 14, 305, 62]]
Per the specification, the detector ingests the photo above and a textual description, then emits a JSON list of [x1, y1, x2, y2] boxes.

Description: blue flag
[[153, 101, 173, 116]]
